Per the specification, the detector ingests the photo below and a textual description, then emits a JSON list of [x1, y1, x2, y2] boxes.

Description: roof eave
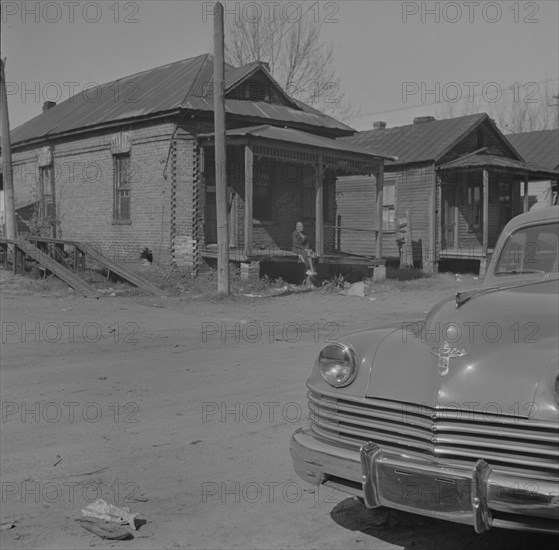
[[438, 163, 559, 179], [198, 129, 393, 163], [11, 109, 182, 150]]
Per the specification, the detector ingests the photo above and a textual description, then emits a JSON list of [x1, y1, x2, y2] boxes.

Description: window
[[495, 222, 558, 275], [383, 207, 396, 230], [39, 165, 55, 219], [114, 154, 131, 223], [467, 183, 481, 229], [240, 80, 273, 102], [383, 183, 396, 230], [253, 162, 273, 220]]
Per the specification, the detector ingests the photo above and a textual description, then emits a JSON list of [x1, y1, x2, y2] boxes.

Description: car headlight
[[318, 343, 358, 387]]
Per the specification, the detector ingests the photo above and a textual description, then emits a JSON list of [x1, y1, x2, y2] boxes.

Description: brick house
[[4, 53, 390, 273], [337, 114, 559, 273]]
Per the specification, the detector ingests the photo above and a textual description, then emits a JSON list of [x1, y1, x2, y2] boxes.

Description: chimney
[[373, 121, 387, 130], [413, 116, 435, 124], [42, 101, 56, 112]]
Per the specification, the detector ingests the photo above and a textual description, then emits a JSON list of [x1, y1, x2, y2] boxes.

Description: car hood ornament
[[431, 341, 468, 376]]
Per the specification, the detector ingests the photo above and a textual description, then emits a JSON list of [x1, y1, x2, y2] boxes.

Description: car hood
[[365, 278, 559, 420]]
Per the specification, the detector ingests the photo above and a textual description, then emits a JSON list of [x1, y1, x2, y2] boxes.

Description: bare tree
[[437, 80, 559, 133], [225, 14, 358, 122], [494, 83, 559, 133]]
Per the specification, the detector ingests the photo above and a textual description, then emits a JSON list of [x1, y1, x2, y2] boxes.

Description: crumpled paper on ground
[[81, 499, 139, 530]]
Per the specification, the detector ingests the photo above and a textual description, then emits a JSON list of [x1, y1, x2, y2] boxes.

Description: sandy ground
[[0, 269, 556, 550]]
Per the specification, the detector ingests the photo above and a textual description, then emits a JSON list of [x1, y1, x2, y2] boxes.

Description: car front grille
[[308, 390, 559, 478]]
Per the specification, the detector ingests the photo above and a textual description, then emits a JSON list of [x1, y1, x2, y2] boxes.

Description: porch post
[[479, 168, 490, 277], [482, 168, 489, 252], [315, 156, 324, 256], [244, 145, 253, 255], [454, 184, 459, 248], [523, 176, 529, 212], [376, 163, 384, 259]]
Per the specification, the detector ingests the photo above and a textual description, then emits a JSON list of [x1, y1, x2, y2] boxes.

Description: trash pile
[[75, 499, 144, 540]]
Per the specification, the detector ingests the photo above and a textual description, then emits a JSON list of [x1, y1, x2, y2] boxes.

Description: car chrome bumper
[[290, 428, 559, 534]]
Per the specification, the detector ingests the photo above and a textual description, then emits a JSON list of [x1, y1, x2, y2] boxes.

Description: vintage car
[[290, 205, 559, 534], [483, 205, 559, 286]]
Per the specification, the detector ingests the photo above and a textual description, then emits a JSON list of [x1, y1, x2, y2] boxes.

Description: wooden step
[[14, 239, 101, 297]]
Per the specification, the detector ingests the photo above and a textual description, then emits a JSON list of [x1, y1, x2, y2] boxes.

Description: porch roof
[[198, 125, 396, 163], [438, 152, 559, 180]]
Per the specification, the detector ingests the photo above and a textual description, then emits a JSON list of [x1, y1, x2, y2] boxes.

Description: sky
[[1, 0, 558, 132]]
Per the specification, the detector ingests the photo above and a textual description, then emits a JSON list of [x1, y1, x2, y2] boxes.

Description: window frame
[[113, 153, 131, 224], [382, 181, 396, 231], [382, 205, 396, 231], [494, 221, 559, 275], [466, 182, 482, 230], [39, 165, 55, 220]]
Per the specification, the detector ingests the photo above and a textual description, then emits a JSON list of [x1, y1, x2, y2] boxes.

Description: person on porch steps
[[292, 221, 317, 275]]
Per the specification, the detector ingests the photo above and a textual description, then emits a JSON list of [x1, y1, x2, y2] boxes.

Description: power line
[[351, 77, 559, 122]]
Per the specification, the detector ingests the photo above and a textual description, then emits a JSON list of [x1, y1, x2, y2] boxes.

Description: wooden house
[[507, 129, 559, 209], [337, 114, 559, 273]]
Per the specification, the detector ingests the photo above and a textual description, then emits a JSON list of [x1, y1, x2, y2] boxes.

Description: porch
[[198, 125, 394, 279], [202, 243, 386, 283], [437, 151, 559, 274]]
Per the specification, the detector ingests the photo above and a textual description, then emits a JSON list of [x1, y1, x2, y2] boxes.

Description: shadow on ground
[[330, 498, 557, 550]]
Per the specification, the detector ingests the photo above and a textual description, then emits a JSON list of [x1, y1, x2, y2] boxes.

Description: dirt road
[[1, 271, 555, 549]]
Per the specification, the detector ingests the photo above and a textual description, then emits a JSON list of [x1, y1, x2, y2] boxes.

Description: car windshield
[[494, 222, 559, 276]]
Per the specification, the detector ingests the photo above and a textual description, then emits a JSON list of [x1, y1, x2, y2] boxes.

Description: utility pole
[[213, 1, 230, 295], [0, 58, 17, 239]]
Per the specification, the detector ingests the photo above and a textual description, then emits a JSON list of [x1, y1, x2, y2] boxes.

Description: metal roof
[[438, 152, 559, 178], [10, 53, 353, 147], [507, 129, 559, 171], [339, 113, 495, 165], [185, 96, 353, 133], [199, 125, 395, 160]]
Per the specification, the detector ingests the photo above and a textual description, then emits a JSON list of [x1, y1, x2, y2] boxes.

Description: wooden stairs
[[0, 237, 165, 298]]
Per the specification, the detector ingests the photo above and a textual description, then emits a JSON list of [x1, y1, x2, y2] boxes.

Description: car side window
[[495, 223, 559, 275]]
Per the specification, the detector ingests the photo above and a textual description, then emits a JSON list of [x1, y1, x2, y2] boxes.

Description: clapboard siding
[[528, 180, 554, 209], [392, 163, 435, 263], [336, 175, 379, 256], [337, 164, 435, 261]]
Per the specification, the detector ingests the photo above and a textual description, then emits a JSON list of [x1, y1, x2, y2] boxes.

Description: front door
[[441, 185, 456, 249]]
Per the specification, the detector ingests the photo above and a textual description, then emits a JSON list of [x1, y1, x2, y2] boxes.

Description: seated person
[[292, 221, 317, 275]]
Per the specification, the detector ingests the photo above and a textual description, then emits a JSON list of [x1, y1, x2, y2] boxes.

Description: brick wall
[[10, 120, 178, 265], [171, 128, 202, 270]]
